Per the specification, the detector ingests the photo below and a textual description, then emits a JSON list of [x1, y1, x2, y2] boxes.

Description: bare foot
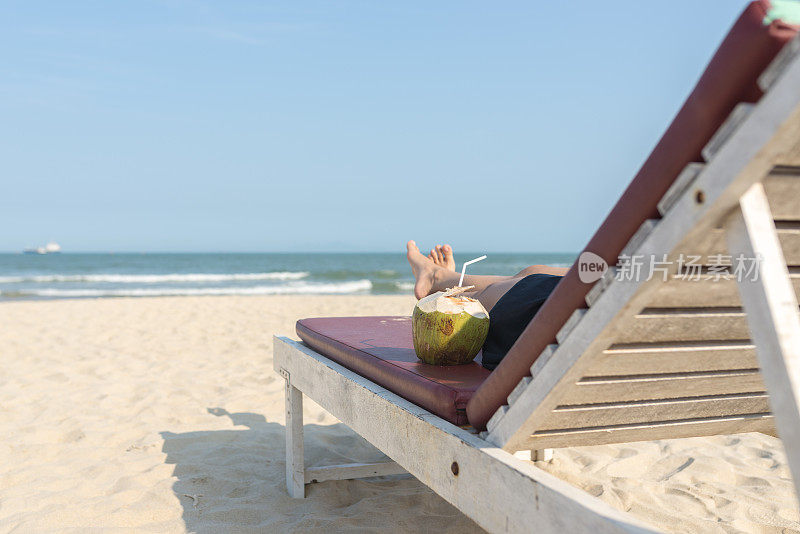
[[428, 244, 455, 271], [407, 240, 441, 299]]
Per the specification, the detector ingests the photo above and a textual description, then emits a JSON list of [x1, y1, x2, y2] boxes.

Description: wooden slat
[[646, 271, 800, 307], [556, 309, 586, 344], [531, 344, 558, 378], [616, 307, 751, 344], [486, 405, 509, 433], [674, 225, 800, 265], [305, 462, 406, 484], [587, 340, 758, 377], [759, 33, 800, 91], [285, 379, 305, 498], [703, 103, 754, 161], [560, 370, 765, 405], [776, 221, 800, 265], [507, 377, 532, 406], [621, 219, 658, 258], [764, 166, 800, 220], [539, 392, 771, 430], [588, 225, 800, 312], [524, 414, 774, 449], [658, 163, 705, 216], [585, 268, 616, 307], [780, 136, 800, 166]]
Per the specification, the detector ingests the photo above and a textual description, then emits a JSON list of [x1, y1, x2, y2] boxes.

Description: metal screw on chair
[[695, 189, 706, 204]]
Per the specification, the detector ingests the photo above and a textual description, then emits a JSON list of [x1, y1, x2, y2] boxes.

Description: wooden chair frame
[[272, 35, 800, 533]]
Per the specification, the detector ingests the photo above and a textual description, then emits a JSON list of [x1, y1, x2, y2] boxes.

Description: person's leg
[[467, 276, 529, 311], [406, 240, 566, 310], [470, 266, 568, 310], [514, 264, 569, 277]]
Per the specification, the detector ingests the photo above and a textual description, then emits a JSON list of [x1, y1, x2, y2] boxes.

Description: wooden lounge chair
[[273, 3, 800, 532]]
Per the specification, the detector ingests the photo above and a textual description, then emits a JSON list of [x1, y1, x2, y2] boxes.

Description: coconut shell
[[412, 291, 490, 365]]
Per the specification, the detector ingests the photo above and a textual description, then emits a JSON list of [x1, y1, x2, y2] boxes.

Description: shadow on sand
[[160, 407, 477, 533]]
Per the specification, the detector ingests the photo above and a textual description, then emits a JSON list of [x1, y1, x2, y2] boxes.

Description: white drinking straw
[[458, 255, 487, 287]]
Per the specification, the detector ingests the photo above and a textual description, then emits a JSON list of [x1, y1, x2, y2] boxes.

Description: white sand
[[0, 296, 797, 533]]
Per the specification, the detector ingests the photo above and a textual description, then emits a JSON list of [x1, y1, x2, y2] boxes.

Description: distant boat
[[23, 241, 61, 255]]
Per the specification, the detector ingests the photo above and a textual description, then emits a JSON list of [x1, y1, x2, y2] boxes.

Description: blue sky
[[1, 1, 748, 252]]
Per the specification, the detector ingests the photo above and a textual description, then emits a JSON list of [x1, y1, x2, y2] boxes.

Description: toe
[[443, 245, 453, 262]]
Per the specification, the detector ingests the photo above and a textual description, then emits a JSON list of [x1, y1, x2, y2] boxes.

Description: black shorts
[[481, 273, 562, 371]]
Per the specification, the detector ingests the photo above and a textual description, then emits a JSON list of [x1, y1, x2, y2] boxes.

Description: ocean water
[[0, 252, 576, 300]]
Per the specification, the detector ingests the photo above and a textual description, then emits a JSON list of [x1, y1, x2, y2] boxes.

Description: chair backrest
[[482, 30, 800, 452], [467, 0, 800, 431]]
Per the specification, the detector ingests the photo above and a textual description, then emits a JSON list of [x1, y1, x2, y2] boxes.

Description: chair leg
[[284, 372, 305, 498], [532, 449, 553, 462], [727, 183, 800, 500]]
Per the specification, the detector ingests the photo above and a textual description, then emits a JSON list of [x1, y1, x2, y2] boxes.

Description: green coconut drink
[[412, 286, 490, 365]]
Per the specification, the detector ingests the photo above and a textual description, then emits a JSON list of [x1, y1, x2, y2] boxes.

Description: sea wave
[[7, 280, 372, 298], [0, 272, 310, 284], [395, 281, 415, 291], [315, 269, 399, 281]]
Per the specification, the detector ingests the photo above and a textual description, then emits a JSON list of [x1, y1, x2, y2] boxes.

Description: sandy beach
[[1, 295, 798, 533]]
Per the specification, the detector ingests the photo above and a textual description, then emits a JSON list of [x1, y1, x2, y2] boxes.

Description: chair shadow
[[160, 407, 414, 533]]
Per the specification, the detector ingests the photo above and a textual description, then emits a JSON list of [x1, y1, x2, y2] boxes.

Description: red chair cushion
[[296, 316, 490, 425]]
